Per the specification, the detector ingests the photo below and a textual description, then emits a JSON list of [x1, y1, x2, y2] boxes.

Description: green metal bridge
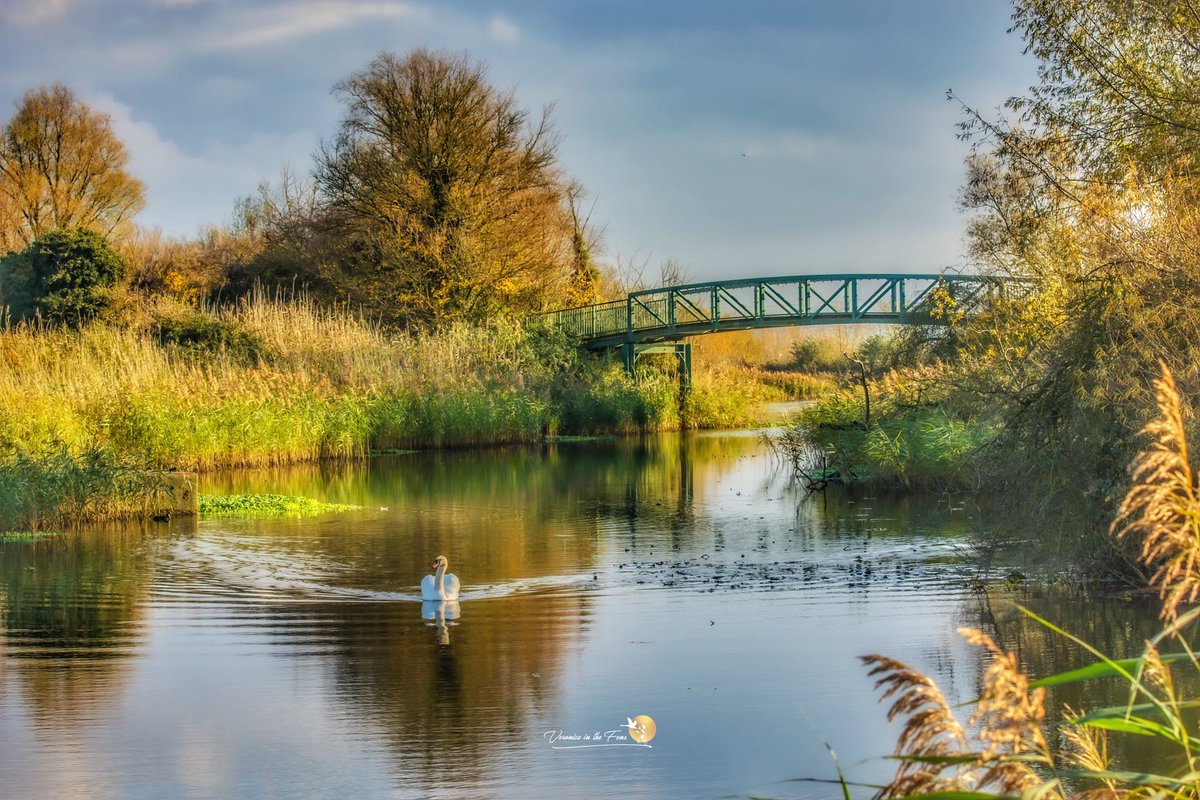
[[540, 272, 1020, 379]]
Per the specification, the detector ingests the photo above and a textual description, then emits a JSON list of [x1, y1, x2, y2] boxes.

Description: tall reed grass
[[780, 388, 995, 489], [0, 445, 167, 530], [860, 365, 1200, 799], [0, 290, 769, 526]]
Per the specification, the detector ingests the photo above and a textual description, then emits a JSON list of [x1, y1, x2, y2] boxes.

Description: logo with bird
[[624, 715, 656, 743]]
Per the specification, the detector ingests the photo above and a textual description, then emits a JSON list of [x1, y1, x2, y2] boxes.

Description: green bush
[[155, 313, 266, 362], [786, 390, 994, 488], [789, 337, 844, 373], [0, 249, 37, 321], [0, 228, 127, 326]]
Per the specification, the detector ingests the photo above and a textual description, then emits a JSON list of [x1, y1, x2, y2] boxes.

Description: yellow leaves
[[0, 84, 144, 247], [928, 282, 965, 326], [317, 51, 581, 324], [162, 270, 192, 299]]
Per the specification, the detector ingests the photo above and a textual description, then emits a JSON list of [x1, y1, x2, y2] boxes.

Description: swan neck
[[434, 563, 447, 590]]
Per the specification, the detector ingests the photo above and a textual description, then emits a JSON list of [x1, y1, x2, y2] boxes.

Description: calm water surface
[[0, 431, 1163, 799]]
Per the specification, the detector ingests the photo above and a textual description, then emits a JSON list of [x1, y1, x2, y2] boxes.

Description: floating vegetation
[[198, 493, 358, 518], [0, 530, 64, 542], [548, 434, 618, 443]]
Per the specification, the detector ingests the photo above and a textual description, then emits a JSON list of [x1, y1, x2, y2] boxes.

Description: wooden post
[[143, 471, 199, 518]]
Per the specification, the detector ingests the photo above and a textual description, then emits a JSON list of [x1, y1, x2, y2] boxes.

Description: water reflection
[[0, 523, 175, 740], [0, 431, 1172, 799], [421, 600, 460, 645]]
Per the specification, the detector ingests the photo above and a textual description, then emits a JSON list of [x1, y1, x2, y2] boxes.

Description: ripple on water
[[149, 535, 603, 605]]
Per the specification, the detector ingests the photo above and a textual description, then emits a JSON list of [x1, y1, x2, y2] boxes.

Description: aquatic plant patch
[[198, 493, 358, 517], [0, 530, 64, 541]]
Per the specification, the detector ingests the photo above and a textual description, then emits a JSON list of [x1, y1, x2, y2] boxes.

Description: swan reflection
[[421, 600, 460, 646]]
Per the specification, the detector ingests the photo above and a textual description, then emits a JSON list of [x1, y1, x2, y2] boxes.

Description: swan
[[421, 555, 460, 600]]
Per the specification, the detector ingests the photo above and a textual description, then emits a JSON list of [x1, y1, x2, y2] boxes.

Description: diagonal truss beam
[[539, 273, 1030, 348]]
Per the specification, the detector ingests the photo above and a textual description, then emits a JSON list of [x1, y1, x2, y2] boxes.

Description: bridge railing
[[540, 273, 1026, 346], [539, 298, 629, 339]]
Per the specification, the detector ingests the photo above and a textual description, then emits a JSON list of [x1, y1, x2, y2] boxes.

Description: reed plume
[[959, 627, 1053, 796], [1059, 708, 1118, 800], [1111, 364, 1200, 620], [860, 653, 972, 798], [864, 629, 1060, 800]]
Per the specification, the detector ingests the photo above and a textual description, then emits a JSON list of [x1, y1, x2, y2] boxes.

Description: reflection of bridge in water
[[541, 273, 1023, 380]]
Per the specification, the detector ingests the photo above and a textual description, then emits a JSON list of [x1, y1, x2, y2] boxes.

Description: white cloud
[[90, 93, 214, 181], [109, 1, 433, 65], [2, 0, 71, 27], [88, 92, 317, 235], [489, 14, 520, 44], [198, 1, 428, 51]]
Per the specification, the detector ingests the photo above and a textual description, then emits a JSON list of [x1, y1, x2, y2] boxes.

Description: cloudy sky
[[0, 0, 1035, 282]]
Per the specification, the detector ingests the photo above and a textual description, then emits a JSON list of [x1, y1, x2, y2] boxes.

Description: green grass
[[0, 530, 64, 541], [0, 292, 778, 527], [0, 293, 765, 470], [0, 445, 168, 530], [198, 493, 358, 517], [782, 389, 997, 489]]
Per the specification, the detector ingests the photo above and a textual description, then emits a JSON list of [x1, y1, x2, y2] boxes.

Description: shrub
[[1, 228, 127, 326], [154, 313, 266, 362], [790, 337, 844, 373]]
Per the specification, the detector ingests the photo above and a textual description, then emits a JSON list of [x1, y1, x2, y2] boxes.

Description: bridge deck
[[541, 273, 1017, 348]]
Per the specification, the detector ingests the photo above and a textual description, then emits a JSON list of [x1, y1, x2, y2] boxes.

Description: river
[[0, 429, 1164, 799]]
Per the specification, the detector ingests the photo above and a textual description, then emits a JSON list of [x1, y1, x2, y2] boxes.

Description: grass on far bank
[[0, 290, 782, 528], [778, 387, 998, 490], [0, 444, 171, 530]]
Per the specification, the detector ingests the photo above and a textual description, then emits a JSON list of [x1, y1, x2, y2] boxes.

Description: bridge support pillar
[[621, 342, 635, 375], [620, 342, 692, 394]]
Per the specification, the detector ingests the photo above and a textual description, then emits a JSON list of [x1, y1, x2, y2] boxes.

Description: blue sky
[[0, 0, 1034, 282]]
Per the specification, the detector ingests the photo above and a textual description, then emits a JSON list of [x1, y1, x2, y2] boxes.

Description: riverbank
[[778, 386, 998, 490], [0, 292, 812, 529]]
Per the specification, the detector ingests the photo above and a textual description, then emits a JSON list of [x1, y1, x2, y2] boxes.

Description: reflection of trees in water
[[186, 435, 1009, 789], [0, 522, 167, 731], [797, 487, 977, 542], [965, 587, 1173, 771], [198, 435, 737, 592], [201, 445, 617, 792], [269, 592, 589, 795]]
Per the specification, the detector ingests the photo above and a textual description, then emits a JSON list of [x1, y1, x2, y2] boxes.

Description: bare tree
[[0, 84, 144, 251], [563, 179, 604, 305]]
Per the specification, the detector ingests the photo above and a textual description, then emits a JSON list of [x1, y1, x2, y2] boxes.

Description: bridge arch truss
[[541, 273, 1020, 351]]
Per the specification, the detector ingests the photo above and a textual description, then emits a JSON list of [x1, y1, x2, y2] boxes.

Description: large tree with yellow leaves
[[0, 84, 144, 253], [316, 50, 588, 325]]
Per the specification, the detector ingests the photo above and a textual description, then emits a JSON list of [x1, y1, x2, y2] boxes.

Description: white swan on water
[[421, 555, 460, 601]]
